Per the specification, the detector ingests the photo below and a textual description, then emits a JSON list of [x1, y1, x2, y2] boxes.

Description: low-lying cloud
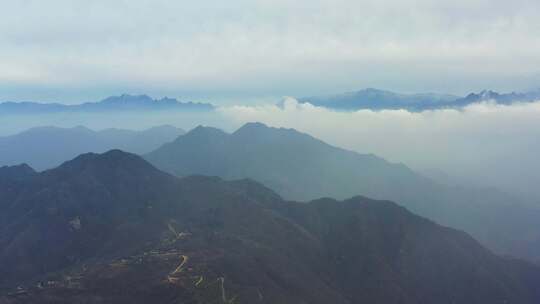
[[2, 97, 539, 202], [219, 98, 540, 202]]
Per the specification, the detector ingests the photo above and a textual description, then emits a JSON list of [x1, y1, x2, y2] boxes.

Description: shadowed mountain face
[[0, 150, 539, 303], [0, 125, 185, 170], [146, 122, 429, 201], [0, 165, 37, 206], [0, 94, 214, 114], [0, 164, 36, 182], [298, 88, 540, 111], [145, 123, 540, 263]]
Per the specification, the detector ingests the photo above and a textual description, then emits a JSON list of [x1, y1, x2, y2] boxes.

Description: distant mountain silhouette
[[0, 94, 214, 114], [0, 125, 184, 170], [298, 88, 459, 111], [146, 122, 540, 263], [1, 150, 539, 303], [449, 89, 540, 107], [298, 88, 540, 111]]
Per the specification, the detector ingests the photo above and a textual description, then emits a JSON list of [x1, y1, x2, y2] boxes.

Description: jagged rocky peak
[[100, 94, 157, 104]]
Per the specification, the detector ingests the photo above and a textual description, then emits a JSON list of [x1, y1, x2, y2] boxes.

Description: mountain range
[[2, 88, 539, 115], [145, 122, 540, 263], [452, 89, 540, 107], [298, 88, 540, 111], [0, 125, 184, 170], [1, 150, 539, 303], [0, 94, 214, 114]]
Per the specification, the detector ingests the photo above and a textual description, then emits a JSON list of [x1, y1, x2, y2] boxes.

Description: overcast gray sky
[[1, 0, 540, 103]]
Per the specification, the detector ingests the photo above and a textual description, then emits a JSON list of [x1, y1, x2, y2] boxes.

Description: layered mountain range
[[2, 88, 538, 115], [298, 88, 540, 111], [1, 150, 539, 303], [0, 125, 185, 170], [146, 123, 540, 263]]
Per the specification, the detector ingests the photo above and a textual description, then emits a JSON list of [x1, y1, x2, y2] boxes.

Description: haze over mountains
[[3, 88, 539, 115], [0, 125, 185, 170], [1, 150, 539, 303], [0, 94, 214, 114], [0, 164, 35, 183], [2, 120, 539, 264], [146, 122, 540, 263], [298, 88, 540, 111], [1, 90, 539, 302], [4, 0, 540, 301]]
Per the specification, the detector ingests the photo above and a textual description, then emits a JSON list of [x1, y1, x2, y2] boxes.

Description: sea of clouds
[[1, 98, 539, 203], [219, 98, 540, 202]]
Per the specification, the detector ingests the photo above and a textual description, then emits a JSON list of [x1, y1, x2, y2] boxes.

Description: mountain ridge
[[298, 88, 460, 111], [145, 122, 540, 263], [1, 149, 540, 303], [0, 125, 185, 170], [0, 94, 214, 114], [0, 164, 36, 182], [298, 88, 540, 111]]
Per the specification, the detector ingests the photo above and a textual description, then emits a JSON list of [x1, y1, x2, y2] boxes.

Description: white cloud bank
[[219, 98, 540, 201]]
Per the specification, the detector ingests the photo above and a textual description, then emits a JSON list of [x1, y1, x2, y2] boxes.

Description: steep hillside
[[145, 123, 540, 263], [1, 150, 539, 303]]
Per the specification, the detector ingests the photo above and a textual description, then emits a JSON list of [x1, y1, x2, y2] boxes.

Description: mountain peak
[[359, 87, 390, 94], [6, 151, 540, 304], [68, 149, 142, 165], [234, 122, 270, 132], [53, 149, 157, 177], [156, 96, 179, 104], [479, 90, 499, 99], [1, 94, 215, 113], [243, 121, 269, 128], [232, 122, 304, 139], [0, 163, 36, 181], [185, 125, 228, 138], [100, 94, 154, 104], [299, 88, 459, 111]]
